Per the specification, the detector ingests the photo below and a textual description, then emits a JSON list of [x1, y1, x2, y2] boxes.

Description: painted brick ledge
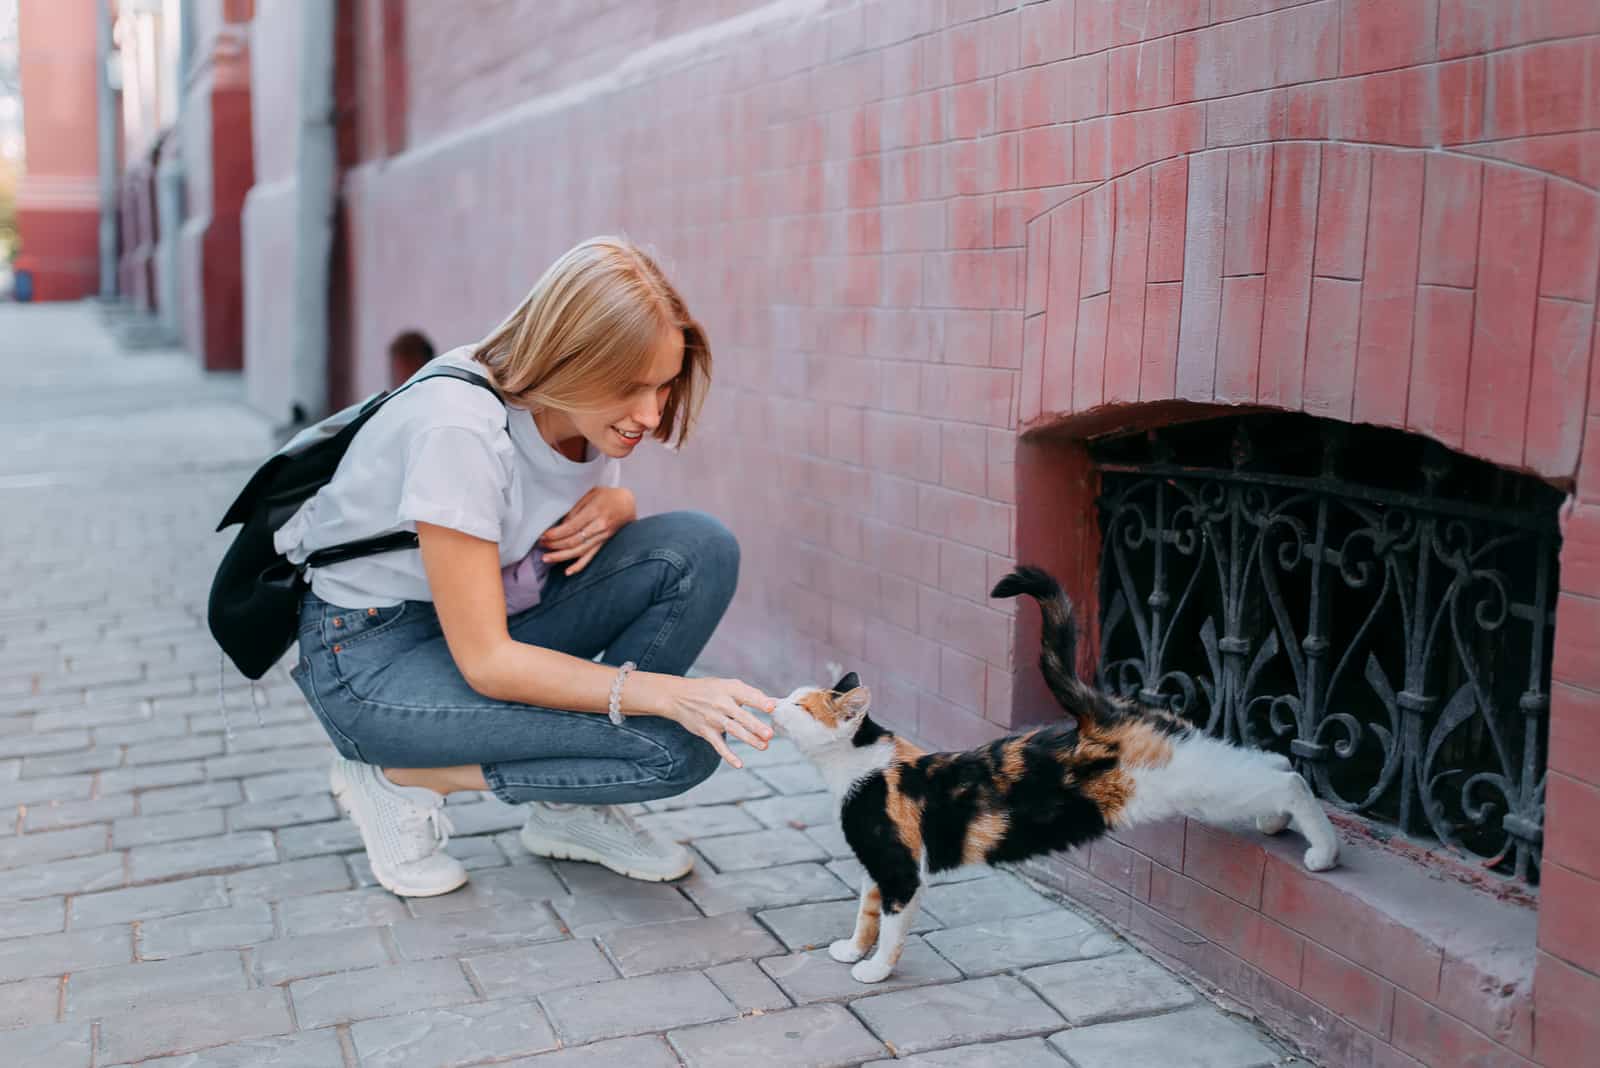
[[1020, 825, 1539, 1068]]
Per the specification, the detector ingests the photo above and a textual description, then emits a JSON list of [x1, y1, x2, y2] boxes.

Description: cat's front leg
[[829, 877, 880, 964], [852, 885, 922, 984]]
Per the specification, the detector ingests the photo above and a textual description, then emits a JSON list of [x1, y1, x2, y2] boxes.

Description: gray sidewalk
[[0, 303, 1298, 1066]]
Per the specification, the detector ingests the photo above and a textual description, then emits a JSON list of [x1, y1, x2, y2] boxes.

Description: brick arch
[[1018, 143, 1600, 485]]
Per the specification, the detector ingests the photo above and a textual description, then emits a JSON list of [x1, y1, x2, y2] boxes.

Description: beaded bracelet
[[608, 661, 636, 726]]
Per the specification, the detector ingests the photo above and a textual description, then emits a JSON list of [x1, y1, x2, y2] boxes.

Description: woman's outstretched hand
[[540, 487, 637, 575], [661, 676, 777, 770]]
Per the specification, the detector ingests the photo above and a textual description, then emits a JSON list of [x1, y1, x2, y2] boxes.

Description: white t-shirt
[[274, 347, 622, 608]]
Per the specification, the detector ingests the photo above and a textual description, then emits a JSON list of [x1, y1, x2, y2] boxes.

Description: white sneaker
[[519, 802, 694, 882], [329, 757, 468, 898]]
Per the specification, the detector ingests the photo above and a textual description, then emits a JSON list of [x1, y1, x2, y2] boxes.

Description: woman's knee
[[654, 730, 720, 794], [653, 511, 739, 592]]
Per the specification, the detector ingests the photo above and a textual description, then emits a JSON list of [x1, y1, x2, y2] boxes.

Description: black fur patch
[[840, 773, 922, 912], [831, 671, 860, 694], [851, 714, 890, 748]]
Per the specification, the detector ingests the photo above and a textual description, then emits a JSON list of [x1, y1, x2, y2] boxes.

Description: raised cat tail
[[990, 565, 1101, 729]]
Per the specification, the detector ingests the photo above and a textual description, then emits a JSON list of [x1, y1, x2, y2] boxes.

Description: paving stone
[[924, 909, 1119, 976], [138, 780, 243, 815], [124, 734, 224, 766], [402, 862, 564, 917], [3, 729, 90, 756], [860, 1036, 1065, 1067], [550, 883, 703, 937], [443, 798, 529, 836], [540, 970, 734, 1045], [250, 926, 390, 986], [694, 827, 828, 871], [803, 821, 853, 858], [136, 1029, 345, 1068], [0, 976, 60, 1029], [853, 975, 1066, 1055], [350, 998, 560, 1068], [602, 912, 783, 977], [0, 895, 65, 939], [668, 1002, 886, 1067], [111, 807, 224, 848], [224, 856, 351, 901], [752, 762, 827, 795], [204, 745, 330, 780], [739, 792, 836, 828], [95, 988, 293, 1066], [0, 1020, 93, 1067], [239, 768, 326, 802], [756, 898, 941, 950], [276, 817, 362, 859], [6, 851, 125, 900], [0, 773, 94, 808], [128, 830, 276, 882], [1023, 952, 1195, 1025], [920, 871, 1059, 928], [97, 761, 206, 795], [1047, 1005, 1280, 1068], [465, 938, 619, 1000], [225, 792, 336, 831], [760, 939, 963, 1003], [278, 886, 408, 937], [290, 959, 479, 1030], [0, 824, 107, 869], [65, 950, 247, 1018], [219, 722, 327, 753], [635, 803, 763, 842], [392, 903, 565, 960], [726, 737, 804, 768], [681, 861, 851, 915], [646, 769, 771, 810], [20, 744, 123, 778], [70, 875, 229, 928], [136, 901, 276, 960], [502, 1034, 681, 1067], [92, 717, 192, 746], [703, 959, 791, 1013], [20, 794, 134, 832]]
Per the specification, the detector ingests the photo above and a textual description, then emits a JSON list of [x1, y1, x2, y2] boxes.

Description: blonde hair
[[472, 236, 710, 447]]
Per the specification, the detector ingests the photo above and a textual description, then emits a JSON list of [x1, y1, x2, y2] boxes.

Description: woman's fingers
[[542, 516, 602, 551], [700, 726, 743, 770], [720, 709, 768, 750], [564, 543, 602, 576], [727, 703, 773, 743], [730, 681, 778, 714]]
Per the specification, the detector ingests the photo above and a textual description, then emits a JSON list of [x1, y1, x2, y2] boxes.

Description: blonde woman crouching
[[277, 237, 776, 896]]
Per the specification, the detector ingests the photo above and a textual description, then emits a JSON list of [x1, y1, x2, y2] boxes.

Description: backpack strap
[[302, 367, 505, 570]]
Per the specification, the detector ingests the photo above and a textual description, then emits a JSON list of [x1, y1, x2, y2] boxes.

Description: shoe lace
[[393, 800, 455, 855], [596, 804, 658, 851]]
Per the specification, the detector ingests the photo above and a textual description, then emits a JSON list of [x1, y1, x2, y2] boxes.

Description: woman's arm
[[417, 521, 773, 766]]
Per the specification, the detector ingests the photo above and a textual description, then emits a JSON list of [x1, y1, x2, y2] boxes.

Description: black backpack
[[207, 367, 503, 679]]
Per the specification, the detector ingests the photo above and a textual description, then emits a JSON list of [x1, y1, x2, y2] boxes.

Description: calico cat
[[771, 565, 1340, 985]]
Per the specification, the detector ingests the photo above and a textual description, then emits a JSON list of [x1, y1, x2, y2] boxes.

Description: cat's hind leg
[[829, 877, 880, 964]]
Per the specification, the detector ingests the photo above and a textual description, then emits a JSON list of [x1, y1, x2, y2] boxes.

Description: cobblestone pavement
[[0, 303, 1301, 1066]]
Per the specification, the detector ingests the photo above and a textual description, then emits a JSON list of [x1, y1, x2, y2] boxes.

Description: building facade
[[28, 2, 1600, 1064]]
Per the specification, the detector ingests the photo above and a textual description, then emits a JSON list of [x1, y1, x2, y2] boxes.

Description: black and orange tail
[[991, 566, 1103, 729]]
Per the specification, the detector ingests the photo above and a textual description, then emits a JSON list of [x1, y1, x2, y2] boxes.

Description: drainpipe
[[154, 2, 188, 335], [289, 2, 338, 425], [95, 0, 118, 299]]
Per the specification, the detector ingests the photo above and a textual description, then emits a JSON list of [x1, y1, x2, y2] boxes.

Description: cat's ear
[[837, 685, 872, 722], [831, 671, 860, 694]]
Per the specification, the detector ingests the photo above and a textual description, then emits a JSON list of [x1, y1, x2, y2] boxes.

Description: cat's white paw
[[828, 939, 865, 964], [851, 958, 894, 984], [1304, 841, 1339, 871], [1256, 812, 1291, 835]]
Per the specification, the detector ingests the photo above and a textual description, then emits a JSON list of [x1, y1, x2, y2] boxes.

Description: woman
[[278, 237, 776, 898]]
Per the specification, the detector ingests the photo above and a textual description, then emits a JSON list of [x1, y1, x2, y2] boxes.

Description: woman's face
[[569, 326, 685, 459]]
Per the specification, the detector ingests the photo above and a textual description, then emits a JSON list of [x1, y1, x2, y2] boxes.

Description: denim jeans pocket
[[322, 601, 410, 649]]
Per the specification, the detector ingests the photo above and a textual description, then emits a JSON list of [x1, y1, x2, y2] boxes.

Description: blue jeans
[[290, 511, 735, 805]]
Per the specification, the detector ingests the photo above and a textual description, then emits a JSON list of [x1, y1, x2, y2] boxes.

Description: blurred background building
[[8, 4, 1600, 1065]]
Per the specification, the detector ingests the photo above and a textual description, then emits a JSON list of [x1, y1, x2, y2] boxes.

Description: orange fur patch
[[853, 884, 882, 952], [998, 737, 1028, 786], [798, 690, 843, 728], [892, 737, 925, 764], [882, 766, 925, 858], [1103, 721, 1175, 769], [960, 808, 1009, 865]]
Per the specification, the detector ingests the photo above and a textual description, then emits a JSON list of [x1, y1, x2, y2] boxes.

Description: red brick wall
[[275, 2, 1600, 1063]]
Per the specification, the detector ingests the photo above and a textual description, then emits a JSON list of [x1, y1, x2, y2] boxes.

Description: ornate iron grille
[[1091, 414, 1560, 885]]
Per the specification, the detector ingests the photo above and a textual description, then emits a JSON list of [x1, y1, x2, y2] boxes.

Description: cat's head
[[771, 670, 874, 751]]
